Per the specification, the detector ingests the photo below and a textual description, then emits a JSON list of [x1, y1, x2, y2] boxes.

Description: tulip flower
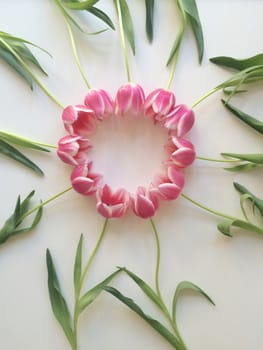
[[71, 162, 103, 196], [165, 137, 196, 168], [62, 105, 97, 136], [115, 83, 145, 116], [96, 184, 129, 218], [57, 135, 92, 166], [144, 88, 175, 122], [131, 186, 159, 219], [84, 89, 113, 120], [151, 167, 184, 200], [164, 104, 195, 137]]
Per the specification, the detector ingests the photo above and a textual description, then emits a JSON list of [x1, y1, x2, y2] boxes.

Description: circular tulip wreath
[[1, 2, 263, 350], [57, 85, 195, 219]]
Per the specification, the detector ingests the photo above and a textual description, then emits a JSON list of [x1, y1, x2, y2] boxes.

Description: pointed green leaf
[[172, 281, 215, 323], [0, 191, 43, 244], [0, 139, 44, 175], [222, 100, 263, 134], [145, 0, 155, 42], [222, 152, 263, 165], [119, 267, 165, 311], [180, 0, 204, 63], [54, 0, 85, 33], [104, 286, 185, 350], [217, 219, 263, 237], [210, 54, 263, 71], [46, 249, 74, 348], [166, 26, 185, 66], [0, 131, 49, 152], [87, 6, 115, 30], [78, 270, 121, 313], [0, 46, 33, 88], [62, 0, 99, 10], [74, 234, 83, 295], [223, 162, 259, 172], [114, 0, 135, 55], [234, 182, 263, 217]]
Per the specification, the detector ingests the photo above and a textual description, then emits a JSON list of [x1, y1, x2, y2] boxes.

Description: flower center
[[89, 114, 168, 192]]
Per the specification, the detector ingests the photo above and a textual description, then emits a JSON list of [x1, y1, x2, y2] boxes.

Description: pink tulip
[[96, 184, 129, 218], [71, 162, 103, 196], [165, 137, 196, 168], [115, 83, 145, 116], [57, 135, 92, 166], [164, 104, 195, 137], [144, 88, 175, 122], [151, 167, 184, 200], [131, 186, 159, 219], [62, 105, 97, 136], [84, 89, 113, 120]]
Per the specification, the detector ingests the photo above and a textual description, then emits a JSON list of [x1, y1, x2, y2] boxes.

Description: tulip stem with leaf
[[47, 219, 121, 350], [182, 182, 263, 237], [0, 31, 64, 108], [0, 187, 72, 245], [104, 218, 214, 350]]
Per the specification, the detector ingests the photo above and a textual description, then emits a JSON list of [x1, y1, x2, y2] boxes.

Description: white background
[[0, 1, 263, 349]]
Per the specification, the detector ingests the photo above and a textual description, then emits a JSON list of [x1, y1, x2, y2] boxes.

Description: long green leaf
[[0, 139, 44, 175], [0, 131, 49, 152], [222, 100, 263, 134], [104, 286, 184, 350], [62, 0, 99, 10], [234, 182, 263, 217], [0, 46, 33, 88], [145, 0, 155, 42], [217, 219, 263, 237], [223, 162, 259, 172], [74, 234, 83, 296], [0, 191, 43, 244], [180, 0, 204, 63], [78, 270, 121, 313], [222, 153, 263, 165], [120, 267, 165, 311], [87, 6, 115, 30], [46, 249, 75, 348], [115, 0, 135, 55], [172, 281, 215, 323], [210, 54, 263, 71]]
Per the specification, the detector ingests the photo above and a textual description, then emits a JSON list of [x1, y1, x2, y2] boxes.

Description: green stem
[[150, 219, 187, 350], [196, 156, 240, 163], [166, 49, 180, 90], [115, 0, 131, 82], [21, 187, 73, 220], [0, 38, 64, 109], [191, 87, 219, 108], [65, 20, 92, 89], [73, 218, 109, 349], [181, 193, 238, 221]]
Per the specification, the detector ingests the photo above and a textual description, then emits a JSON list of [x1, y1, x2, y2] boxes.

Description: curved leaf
[[0, 140, 44, 175], [74, 234, 83, 296], [104, 286, 185, 350], [217, 219, 263, 236], [62, 0, 99, 10], [145, 0, 155, 42], [210, 54, 263, 71], [222, 100, 263, 134], [46, 250, 75, 348], [172, 281, 215, 323], [87, 6, 115, 30], [234, 182, 263, 217], [0, 130, 49, 152], [222, 152, 263, 165]]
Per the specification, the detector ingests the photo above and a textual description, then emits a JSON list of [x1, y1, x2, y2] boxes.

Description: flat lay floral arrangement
[[1, 1, 263, 349]]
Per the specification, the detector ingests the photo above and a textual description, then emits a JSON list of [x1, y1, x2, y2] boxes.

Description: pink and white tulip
[[62, 105, 97, 136], [131, 186, 159, 219], [96, 184, 129, 218], [57, 135, 92, 166], [71, 162, 102, 196], [144, 89, 175, 122], [164, 104, 195, 137], [84, 89, 113, 120], [115, 83, 145, 116], [165, 137, 196, 168], [151, 167, 184, 200]]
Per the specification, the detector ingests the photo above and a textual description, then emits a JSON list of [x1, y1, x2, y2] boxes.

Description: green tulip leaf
[[210, 53, 263, 71], [145, 0, 155, 42]]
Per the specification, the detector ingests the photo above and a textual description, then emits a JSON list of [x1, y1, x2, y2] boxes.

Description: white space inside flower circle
[[57, 83, 195, 219]]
